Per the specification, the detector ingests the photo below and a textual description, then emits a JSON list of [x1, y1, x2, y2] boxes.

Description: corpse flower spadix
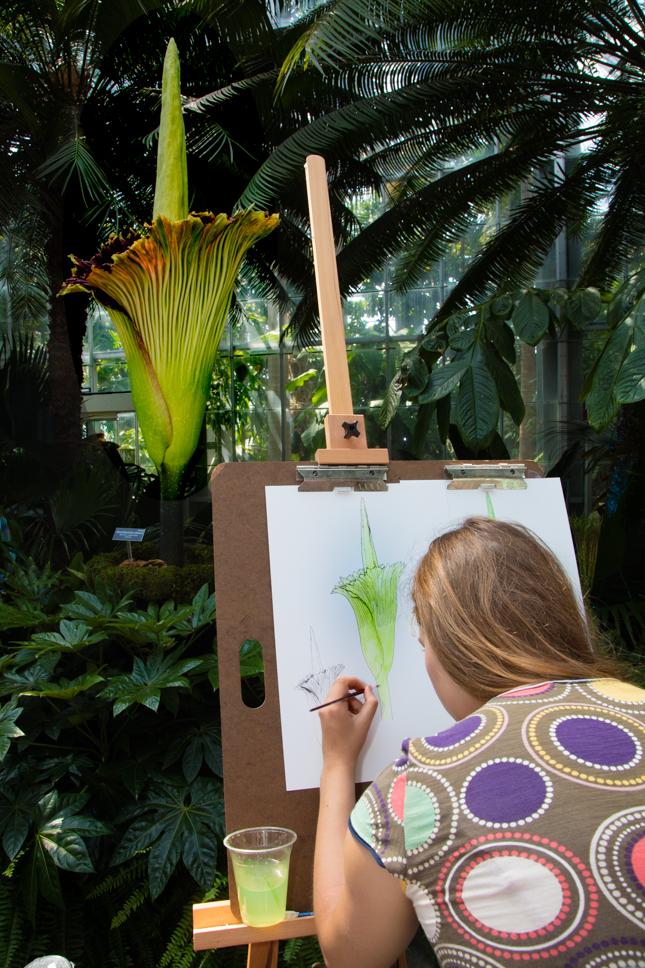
[[60, 39, 279, 528]]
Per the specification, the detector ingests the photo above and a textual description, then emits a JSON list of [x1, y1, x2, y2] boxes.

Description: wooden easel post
[[304, 154, 389, 466]]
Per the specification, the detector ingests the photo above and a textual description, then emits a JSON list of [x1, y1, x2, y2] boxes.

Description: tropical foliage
[[378, 269, 645, 454], [208, 0, 643, 459], [0, 0, 169, 448], [241, 0, 644, 340], [0, 549, 227, 965], [0, 334, 160, 568]]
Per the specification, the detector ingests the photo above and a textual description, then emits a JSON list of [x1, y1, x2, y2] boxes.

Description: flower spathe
[[61, 208, 279, 496]]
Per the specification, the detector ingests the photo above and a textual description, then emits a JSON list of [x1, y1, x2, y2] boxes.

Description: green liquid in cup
[[234, 856, 289, 927]]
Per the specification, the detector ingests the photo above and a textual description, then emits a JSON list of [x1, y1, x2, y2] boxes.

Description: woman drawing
[[314, 517, 645, 967]]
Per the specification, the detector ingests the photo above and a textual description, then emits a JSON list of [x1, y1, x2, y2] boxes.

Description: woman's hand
[[314, 677, 417, 968], [318, 675, 379, 773]]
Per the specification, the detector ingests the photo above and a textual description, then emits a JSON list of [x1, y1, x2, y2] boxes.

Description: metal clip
[[446, 463, 527, 490], [297, 465, 388, 492]]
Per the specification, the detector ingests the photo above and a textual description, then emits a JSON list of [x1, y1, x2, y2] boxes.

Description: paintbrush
[[309, 687, 375, 712]]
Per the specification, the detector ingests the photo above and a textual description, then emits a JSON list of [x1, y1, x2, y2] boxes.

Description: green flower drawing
[[333, 502, 403, 719]]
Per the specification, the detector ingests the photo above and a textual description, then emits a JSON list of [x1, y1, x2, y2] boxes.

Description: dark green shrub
[[0, 556, 229, 966], [85, 542, 213, 603]]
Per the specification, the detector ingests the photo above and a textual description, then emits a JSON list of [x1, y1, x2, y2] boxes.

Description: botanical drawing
[[333, 501, 404, 719], [296, 627, 345, 708]]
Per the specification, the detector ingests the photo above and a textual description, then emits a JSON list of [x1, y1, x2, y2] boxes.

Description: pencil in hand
[[309, 687, 375, 712]]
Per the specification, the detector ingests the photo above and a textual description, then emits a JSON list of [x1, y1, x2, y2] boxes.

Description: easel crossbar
[[192, 900, 316, 951]]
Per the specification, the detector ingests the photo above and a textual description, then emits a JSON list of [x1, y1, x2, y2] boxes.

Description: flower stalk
[[60, 39, 279, 563]]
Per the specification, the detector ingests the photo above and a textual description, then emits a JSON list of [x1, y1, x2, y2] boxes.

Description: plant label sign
[[265, 478, 581, 791], [112, 528, 146, 542]]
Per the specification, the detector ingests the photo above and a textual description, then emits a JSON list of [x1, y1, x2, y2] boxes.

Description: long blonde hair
[[412, 517, 623, 702]]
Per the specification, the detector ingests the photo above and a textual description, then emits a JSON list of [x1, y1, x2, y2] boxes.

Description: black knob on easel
[[342, 420, 361, 439]]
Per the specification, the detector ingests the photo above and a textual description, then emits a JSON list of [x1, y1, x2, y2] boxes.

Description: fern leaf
[[111, 884, 149, 929]]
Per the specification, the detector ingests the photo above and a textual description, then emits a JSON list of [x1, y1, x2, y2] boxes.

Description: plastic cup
[[223, 826, 297, 927]]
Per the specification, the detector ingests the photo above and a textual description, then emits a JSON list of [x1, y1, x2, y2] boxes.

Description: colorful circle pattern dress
[[349, 679, 645, 967]]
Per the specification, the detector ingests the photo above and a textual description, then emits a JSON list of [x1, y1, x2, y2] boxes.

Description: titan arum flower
[[60, 39, 279, 562], [333, 502, 404, 719]]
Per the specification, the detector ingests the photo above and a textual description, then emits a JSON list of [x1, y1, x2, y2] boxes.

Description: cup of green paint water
[[224, 826, 297, 927]]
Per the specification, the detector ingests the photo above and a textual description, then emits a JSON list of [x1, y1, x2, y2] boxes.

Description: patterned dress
[[349, 679, 645, 967]]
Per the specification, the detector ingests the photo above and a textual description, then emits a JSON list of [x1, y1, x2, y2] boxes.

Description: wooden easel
[[192, 156, 408, 966], [193, 157, 539, 966]]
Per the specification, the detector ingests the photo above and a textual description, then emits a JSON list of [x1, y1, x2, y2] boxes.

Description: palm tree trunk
[[45, 213, 85, 458]]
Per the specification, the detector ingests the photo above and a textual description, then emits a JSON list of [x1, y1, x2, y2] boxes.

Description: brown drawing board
[[211, 458, 541, 914]]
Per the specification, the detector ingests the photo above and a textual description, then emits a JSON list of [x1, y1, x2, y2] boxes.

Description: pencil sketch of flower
[[333, 502, 403, 719], [296, 628, 344, 707]]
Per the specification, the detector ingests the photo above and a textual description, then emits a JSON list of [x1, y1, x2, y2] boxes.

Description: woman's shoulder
[[400, 678, 645, 771]]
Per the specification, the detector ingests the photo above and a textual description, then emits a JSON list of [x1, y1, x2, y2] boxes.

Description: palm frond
[[185, 70, 278, 114], [277, 0, 601, 77], [578, 150, 645, 288], [36, 135, 111, 204], [435, 165, 599, 318]]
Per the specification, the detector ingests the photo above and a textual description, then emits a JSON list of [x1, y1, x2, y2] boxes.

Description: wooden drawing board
[[212, 458, 541, 914]]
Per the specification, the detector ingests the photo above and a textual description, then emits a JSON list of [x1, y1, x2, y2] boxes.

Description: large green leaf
[[0, 655, 59, 698], [585, 321, 633, 429], [378, 376, 402, 429], [615, 347, 645, 405], [19, 673, 104, 700], [490, 294, 514, 318], [565, 288, 603, 329], [114, 777, 224, 898], [485, 314, 516, 364], [174, 724, 222, 783], [455, 349, 500, 446], [0, 699, 24, 761], [174, 584, 216, 633], [399, 352, 428, 399], [483, 343, 525, 425], [239, 640, 263, 679], [99, 650, 202, 716], [418, 357, 469, 403], [436, 392, 451, 444], [34, 791, 110, 874], [36, 135, 110, 204], [447, 313, 476, 351], [0, 789, 32, 858], [0, 603, 48, 632], [511, 291, 550, 345], [61, 588, 134, 621], [107, 601, 193, 647], [25, 619, 107, 652]]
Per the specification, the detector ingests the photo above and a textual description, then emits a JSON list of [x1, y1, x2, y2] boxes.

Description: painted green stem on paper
[[333, 502, 403, 720]]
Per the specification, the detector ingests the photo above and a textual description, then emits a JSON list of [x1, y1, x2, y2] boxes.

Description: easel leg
[[247, 940, 279, 968]]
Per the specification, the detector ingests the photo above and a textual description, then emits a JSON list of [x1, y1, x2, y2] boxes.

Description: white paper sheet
[[265, 478, 581, 791]]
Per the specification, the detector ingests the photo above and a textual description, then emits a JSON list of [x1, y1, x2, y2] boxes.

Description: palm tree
[[0, 0, 173, 453], [242, 0, 644, 332], [227, 0, 643, 453]]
